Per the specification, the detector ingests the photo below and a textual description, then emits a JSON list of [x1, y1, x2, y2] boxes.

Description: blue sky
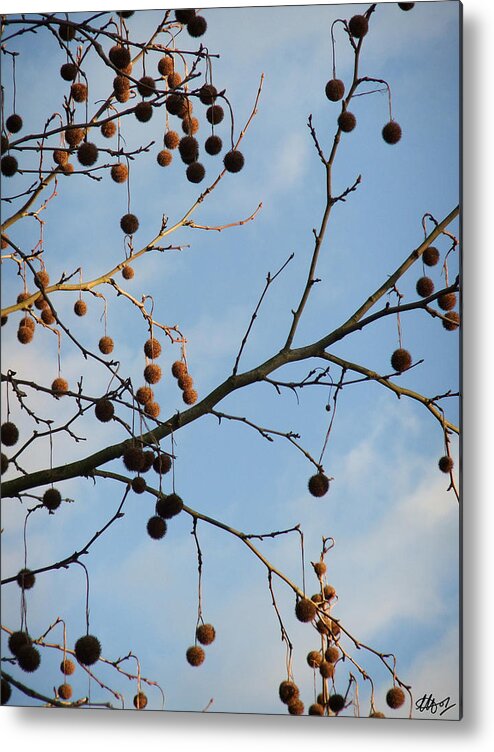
[[1, 2, 460, 720]]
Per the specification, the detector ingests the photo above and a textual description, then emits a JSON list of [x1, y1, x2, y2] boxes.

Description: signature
[[415, 693, 456, 717]]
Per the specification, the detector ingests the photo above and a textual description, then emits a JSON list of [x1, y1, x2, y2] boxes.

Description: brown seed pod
[[19, 314, 35, 329], [186, 645, 205, 666], [77, 141, 98, 166], [51, 377, 69, 396], [187, 15, 207, 38], [95, 398, 114, 422], [115, 88, 130, 104], [323, 584, 336, 600], [171, 361, 187, 379], [120, 213, 139, 234], [137, 76, 156, 97], [205, 135, 222, 156], [144, 401, 161, 418], [1, 422, 19, 446], [135, 102, 153, 122], [113, 74, 130, 94], [1, 315, 7, 326], [167, 71, 182, 89], [308, 472, 330, 498], [416, 276, 434, 298], [144, 363, 162, 384], [307, 650, 322, 669], [338, 110, 357, 133], [17, 291, 32, 309], [182, 116, 199, 136], [206, 104, 224, 125], [122, 264, 135, 279], [53, 148, 69, 166], [319, 661, 335, 679], [164, 130, 180, 149], [155, 492, 183, 519], [1, 155, 18, 177], [438, 292, 457, 311], [325, 646, 340, 663], [74, 634, 101, 666], [199, 84, 218, 105], [144, 338, 162, 359], [17, 324, 34, 344], [308, 703, 324, 716], [386, 686, 405, 709], [18, 644, 41, 673], [316, 618, 330, 636], [158, 55, 174, 76], [133, 692, 148, 709], [438, 455, 454, 473], [224, 150, 245, 173], [71, 82, 88, 103], [390, 348, 412, 373], [64, 127, 85, 148], [131, 476, 147, 494], [147, 516, 167, 539], [34, 294, 48, 310], [8, 631, 31, 657], [311, 592, 323, 603], [313, 561, 327, 577], [1, 452, 9, 474], [175, 9, 196, 24], [60, 658, 75, 676], [109, 44, 131, 70], [101, 120, 117, 138], [166, 94, 188, 118], [177, 373, 193, 391], [153, 453, 172, 474], [122, 445, 145, 472], [60, 62, 78, 81], [399, 3, 415, 9], [325, 78, 345, 102], [111, 163, 129, 183], [6, 113, 23, 133], [43, 487, 62, 510], [59, 22, 76, 41], [348, 14, 369, 38], [442, 311, 460, 331], [196, 623, 216, 645], [179, 135, 199, 164], [295, 598, 317, 623], [99, 336, 114, 355], [58, 683, 73, 700], [41, 307, 56, 325], [382, 121, 402, 145], [141, 450, 155, 473], [157, 149, 172, 167], [369, 711, 386, 718], [423, 246, 440, 266], [74, 299, 87, 316], [16, 568, 35, 590], [288, 699, 304, 715], [328, 693, 346, 713], [182, 388, 198, 405], [61, 162, 74, 175], [186, 162, 205, 183], [136, 386, 154, 405]]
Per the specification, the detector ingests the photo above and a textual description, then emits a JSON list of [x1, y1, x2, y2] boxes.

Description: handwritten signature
[[415, 693, 456, 717]]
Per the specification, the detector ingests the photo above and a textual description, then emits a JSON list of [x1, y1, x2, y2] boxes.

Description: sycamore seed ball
[[288, 699, 304, 715], [147, 515, 167, 539], [186, 645, 205, 666], [122, 264, 135, 280], [120, 213, 139, 234], [123, 445, 145, 472], [438, 292, 457, 311], [164, 130, 180, 149], [71, 82, 88, 103], [6, 114, 23, 133], [131, 476, 146, 494], [386, 686, 405, 709], [60, 62, 78, 81], [308, 472, 330, 497], [348, 14, 369, 38], [1, 421, 19, 446], [328, 693, 346, 713], [74, 299, 87, 316], [136, 386, 154, 405], [16, 568, 36, 590], [314, 561, 327, 577], [135, 102, 153, 122], [134, 692, 148, 709], [423, 246, 440, 266], [438, 455, 454, 473], [279, 680, 299, 704], [223, 150, 245, 173], [1, 453, 9, 474], [153, 453, 172, 474], [1, 155, 18, 177], [309, 703, 324, 716], [205, 135, 222, 155], [157, 149, 172, 167], [382, 121, 402, 145], [325, 78, 345, 102], [52, 377, 69, 395], [60, 658, 76, 675], [77, 141, 98, 166], [111, 163, 128, 183], [58, 683, 73, 700], [187, 15, 207, 38], [158, 55, 174, 76], [390, 348, 412, 373], [43, 487, 62, 511], [196, 623, 216, 645], [175, 9, 196, 24], [338, 111, 357, 133], [75, 635, 102, 665], [442, 311, 460, 331], [295, 597, 317, 623], [206, 104, 224, 125], [307, 650, 322, 668], [101, 120, 116, 138], [186, 162, 205, 184], [99, 336, 114, 355], [416, 276, 434, 298], [144, 363, 162, 384], [9, 631, 31, 656], [17, 644, 41, 672], [144, 400, 160, 420], [95, 398, 114, 422]]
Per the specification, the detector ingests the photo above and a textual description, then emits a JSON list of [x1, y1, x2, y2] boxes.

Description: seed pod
[[348, 14, 369, 38], [295, 598, 317, 623], [74, 634, 101, 666], [186, 162, 205, 183], [308, 473, 330, 498], [382, 121, 402, 145], [71, 82, 88, 103], [223, 150, 244, 173], [137, 76, 156, 97], [338, 110, 356, 133], [133, 691, 148, 709], [196, 623, 216, 645], [186, 645, 205, 666], [325, 79, 345, 102], [390, 348, 412, 373], [386, 687, 405, 709], [187, 15, 207, 37]]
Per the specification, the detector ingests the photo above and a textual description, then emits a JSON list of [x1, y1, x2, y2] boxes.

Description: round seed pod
[[295, 598, 317, 623], [314, 561, 327, 577], [167, 71, 182, 89], [113, 75, 130, 94], [155, 492, 183, 519], [53, 148, 69, 166], [382, 121, 402, 145], [416, 276, 434, 298], [115, 88, 130, 103], [153, 453, 171, 474], [9, 631, 31, 657], [109, 45, 131, 70], [423, 246, 440, 266], [64, 127, 85, 147], [1, 453, 9, 474], [199, 84, 218, 105], [141, 450, 155, 473], [17, 291, 32, 308], [111, 163, 128, 183], [186, 162, 205, 183], [442, 311, 460, 331], [224, 150, 244, 173], [182, 388, 198, 405], [196, 623, 216, 645], [41, 307, 56, 325], [325, 78, 345, 102], [308, 703, 324, 716], [158, 55, 174, 76], [328, 693, 346, 713], [308, 472, 330, 498], [166, 94, 188, 117], [6, 114, 23, 133], [177, 373, 193, 391], [157, 149, 172, 167], [136, 386, 154, 405], [1, 679, 12, 705], [59, 22, 76, 41], [95, 398, 114, 422], [123, 445, 145, 472], [144, 401, 160, 418], [398, 3, 415, 9], [144, 363, 162, 384], [18, 644, 41, 672], [175, 9, 196, 24], [164, 130, 180, 149], [438, 455, 454, 473], [319, 661, 335, 679], [71, 82, 88, 103], [137, 76, 156, 97], [74, 299, 87, 316], [101, 120, 116, 138], [386, 686, 405, 709], [338, 110, 356, 132], [329, 619, 341, 638], [35, 294, 48, 310], [58, 683, 73, 700], [131, 476, 147, 494], [438, 292, 457, 311], [179, 135, 199, 164], [43, 487, 62, 510], [135, 102, 153, 122], [311, 592, 323, 603], [205, 135, 222, 156], [62, 161, 75, 175], [122, 264, 135, 279], [1, 422, 19, 446], [182, 116, 199, 136], [186, 645, 205, 666], [51, 377, 69, 395], [60, 62, 78, 81], [1, 315, 7, 325], [390, 348, 412, 373], [288, 699, 304, 715], [206, 104, 224, 125], [171, 361, 187, 379], [60, 658, 76, 675], [325, 645, 340, 663], [19, 314, 35, 329], [134, 691, 148, 709], [16, 568, 35, 590], [17, 325, 34, 344], [117, 10, 135, 18], [369, 711, 386, 718], [348, 14, 369, 38], [1, 155, 18, 177], [99, 336, 114, 355], [77, 141, 98, 166], [324, 584, 335, 601], [74, 634, 101, 665], [307, 650, 322, 669], [120, 213, 139, 234], [147, 515, 167, 539], [187, 15, 207, 37], [316, 618, 330, 635]]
